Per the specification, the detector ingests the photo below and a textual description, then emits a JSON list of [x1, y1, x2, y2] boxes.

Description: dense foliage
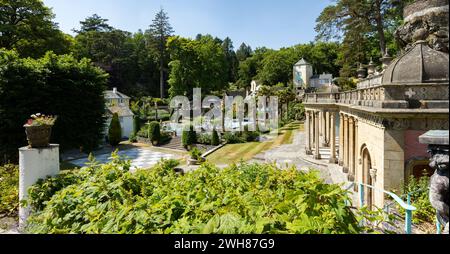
[[211, 129, 220, 146], [0, 50, 108, 162], [399, 175, 435, 224], [315, 0, 412, 79], [182, 126, 197, 149], [148, 121, 161, 145], [108, 113, 122, 146], [0, 0, 72, 58], [0, 164, 19, 216], [25, 155, 363, 234]]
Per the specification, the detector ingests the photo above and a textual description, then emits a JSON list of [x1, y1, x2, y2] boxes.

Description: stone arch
[[404, 156, 433, 182], [360, 144, 374, 209]]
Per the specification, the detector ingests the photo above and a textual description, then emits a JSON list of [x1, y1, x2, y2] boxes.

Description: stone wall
[[355, 120, 386, 207]]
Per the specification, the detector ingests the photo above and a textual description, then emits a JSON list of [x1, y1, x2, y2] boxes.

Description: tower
[[293, 58, 313, 89]]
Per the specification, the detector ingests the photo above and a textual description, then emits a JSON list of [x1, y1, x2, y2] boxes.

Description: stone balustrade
[[304, 84, 386, 108]]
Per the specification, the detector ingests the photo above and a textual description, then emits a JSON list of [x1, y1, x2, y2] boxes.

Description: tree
[[222, 37, 239, 83], [0, 0, 72, 58], [147, 8, 174, 99], [236, 43, 253, 62], [73, 14, 113, 33], [108, 113, 122, 146], [315, 0, 409, 77], [167, 35, 227, 98]]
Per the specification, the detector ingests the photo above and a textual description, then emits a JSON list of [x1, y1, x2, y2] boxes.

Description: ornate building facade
[[303, 0, 449, 208]]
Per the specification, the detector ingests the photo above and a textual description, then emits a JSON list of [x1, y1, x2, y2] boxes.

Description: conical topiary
[[211, 128, 220, 146], [108, 113, 122, 146]]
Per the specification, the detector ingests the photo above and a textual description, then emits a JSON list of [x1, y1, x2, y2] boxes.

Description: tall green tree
[[167, 35, 227, 98], [0, 0, 72, 58], [236, 43, 253, 62], [73, 14, 113, 33], [147, 8, 174, 99], [221, 37, 239, 83], [315, 0, 410, 77]]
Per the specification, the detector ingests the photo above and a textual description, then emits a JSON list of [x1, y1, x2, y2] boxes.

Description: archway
[[361, 146, 373, 209]]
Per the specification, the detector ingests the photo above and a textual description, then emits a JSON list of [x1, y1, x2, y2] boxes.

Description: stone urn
[[24, 124, 52, 148]]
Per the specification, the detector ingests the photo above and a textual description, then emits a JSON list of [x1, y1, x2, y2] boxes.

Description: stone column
[[348, 117, 355, 181], [310, 111, 315, 151], [343, 115, 349, 173], [339, 113, 344, 166], [314, 112, 321, 160], [19, 145, 60, 230], [321, 111, 327, 147], [325, 111, 330, 147], [329, 112, 337, 164], [305, 111, 312, 155]]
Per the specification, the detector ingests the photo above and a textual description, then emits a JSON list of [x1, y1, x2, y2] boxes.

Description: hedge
[[0, 50, 108, 163]]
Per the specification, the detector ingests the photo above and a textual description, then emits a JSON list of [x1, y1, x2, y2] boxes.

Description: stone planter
[[187, 157, 205, 166], [24, 125, 52, 148], [187, 158, 199, 166]]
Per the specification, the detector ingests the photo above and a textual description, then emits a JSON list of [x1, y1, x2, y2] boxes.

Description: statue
[[429, 148, 449, 234], [420, 130, 449, 234]]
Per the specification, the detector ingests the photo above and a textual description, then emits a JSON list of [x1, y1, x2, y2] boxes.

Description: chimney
[[113, 87, 117, 94]]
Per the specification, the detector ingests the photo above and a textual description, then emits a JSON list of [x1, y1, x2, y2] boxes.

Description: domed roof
[[382, 41, 449, 85]]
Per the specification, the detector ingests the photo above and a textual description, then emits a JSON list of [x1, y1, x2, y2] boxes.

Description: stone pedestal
[[19, 144, 60, 230]]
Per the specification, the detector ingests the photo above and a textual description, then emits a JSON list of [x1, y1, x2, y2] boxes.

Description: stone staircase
[[160, 137, 184, 151]]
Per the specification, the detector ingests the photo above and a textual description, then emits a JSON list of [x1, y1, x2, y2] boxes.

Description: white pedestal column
[[19, 144, 60, 230]]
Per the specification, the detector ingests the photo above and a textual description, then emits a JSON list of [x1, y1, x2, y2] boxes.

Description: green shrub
[[133, 116, 141, 136], [197, 133, 212, 145], [211, 129, 220, 146], [0, 50, 108, 163], [108, 113, 122, 146], [222, 132, 246, 144], [0, 164, 19, 216], [242, 126, 260, 142], [148, 121, 161, 145], [182, 126, 197, 149], [189, 147, 203, 161], [159, 132, 172, 145], [398, 173, 435, 224], [25, 156, 365, 234]]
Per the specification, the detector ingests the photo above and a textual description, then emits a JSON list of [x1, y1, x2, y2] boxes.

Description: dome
[[382, 41, 449, 85]]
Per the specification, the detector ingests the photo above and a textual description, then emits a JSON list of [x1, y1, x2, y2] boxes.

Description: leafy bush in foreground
[[0, 164, 19, 216], [398, 174, 435, 224], [25, 153, 363, 234]]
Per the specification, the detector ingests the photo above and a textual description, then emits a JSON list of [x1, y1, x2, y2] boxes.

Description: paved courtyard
[[69, 148, 180, 171]]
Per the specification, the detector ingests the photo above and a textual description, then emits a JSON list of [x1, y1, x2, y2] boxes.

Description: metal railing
[[345, 182, 417, 234]]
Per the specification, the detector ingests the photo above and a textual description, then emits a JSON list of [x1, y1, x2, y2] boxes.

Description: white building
[[104, 87, 134, 139], [293, 58, 333, 94]]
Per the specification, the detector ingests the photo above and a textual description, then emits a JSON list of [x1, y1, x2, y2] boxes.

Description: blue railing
[[345, 182, 417, 234]]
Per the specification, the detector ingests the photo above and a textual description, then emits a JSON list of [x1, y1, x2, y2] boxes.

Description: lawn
[[206, 121, 303, 165]]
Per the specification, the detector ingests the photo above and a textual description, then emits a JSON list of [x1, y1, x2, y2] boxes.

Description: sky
[[42, 0, 331, 50]]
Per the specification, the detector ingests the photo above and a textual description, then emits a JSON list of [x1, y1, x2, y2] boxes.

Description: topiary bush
[[222, 132, 246, 144], [182, 125, 197, 149], [211, 129, 220, 146], [24, 155, 370, 234], [148, 121, 161, 145], [133, 116, 141, 136], [108, 113, 122, 146], [197, 133, 212, 145]]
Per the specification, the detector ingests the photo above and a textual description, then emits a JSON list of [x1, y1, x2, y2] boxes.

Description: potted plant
[[23, 113, 57, 148], [187, 147, 205, 166]]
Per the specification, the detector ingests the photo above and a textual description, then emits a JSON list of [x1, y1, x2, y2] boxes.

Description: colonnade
[[305, 110, 359, 181]]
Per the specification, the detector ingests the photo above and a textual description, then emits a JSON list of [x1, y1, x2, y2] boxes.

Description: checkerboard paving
[[70, 148, 178, 171]]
